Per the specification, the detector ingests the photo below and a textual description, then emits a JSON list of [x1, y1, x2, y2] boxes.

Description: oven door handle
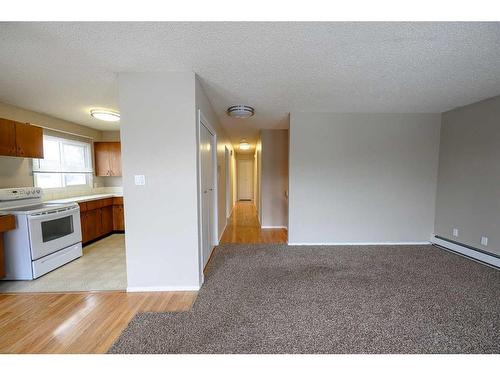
[[28, 205, 80, 219]]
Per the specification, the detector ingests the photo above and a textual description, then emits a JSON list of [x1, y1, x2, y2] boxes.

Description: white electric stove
[[0, 187, 83, 280]]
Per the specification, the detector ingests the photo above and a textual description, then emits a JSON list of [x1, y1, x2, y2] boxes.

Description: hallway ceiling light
[[90, 109, 120, 122], [239, 140, 250, 150], [227, 105, 254, 119]]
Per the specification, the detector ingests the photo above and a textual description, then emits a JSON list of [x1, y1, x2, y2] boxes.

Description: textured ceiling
[[1, 22, 500, 148]]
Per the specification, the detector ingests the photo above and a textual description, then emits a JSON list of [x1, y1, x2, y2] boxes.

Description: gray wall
[[119, 72, 200, 290], [434, 95, 500, 256], [289, 113, 441, 244], [261, 129, 289, 228]]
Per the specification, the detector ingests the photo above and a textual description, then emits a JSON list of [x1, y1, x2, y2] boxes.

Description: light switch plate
[[134, 175, 146, 186], [480, 236, 488, 246], [452, 228, 459, 237]]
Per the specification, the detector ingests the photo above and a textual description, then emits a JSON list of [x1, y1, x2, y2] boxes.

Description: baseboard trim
[[227, 204, 234, 220], [288, 241, 430, 246], [219, 213, 231, 243], [431, 235, 500, 269], [126, 285, 200, 292], [261, 226, 288, 229], [218, 224, 225, 243]]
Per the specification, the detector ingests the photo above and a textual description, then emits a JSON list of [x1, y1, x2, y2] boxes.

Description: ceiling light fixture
[[90, 109, 120, 122], [227, 105, 254, 119], [239, 140, 250, 150]]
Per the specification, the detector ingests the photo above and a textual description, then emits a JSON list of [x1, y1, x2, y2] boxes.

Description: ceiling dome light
[[227, 105, 254, 119], [90, 109, 120, 122], [239, 140, 250, 150]]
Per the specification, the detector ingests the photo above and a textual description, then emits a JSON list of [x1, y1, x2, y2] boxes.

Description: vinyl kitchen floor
[[0, 234, 126, 293]]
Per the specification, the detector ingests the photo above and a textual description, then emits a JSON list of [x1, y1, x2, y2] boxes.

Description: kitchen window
[[33, 135, 93, 189]]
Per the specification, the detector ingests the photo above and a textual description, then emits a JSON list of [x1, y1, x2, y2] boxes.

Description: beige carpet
[[0, 234, 126, 293]]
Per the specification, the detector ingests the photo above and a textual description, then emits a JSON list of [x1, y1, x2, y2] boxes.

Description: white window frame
[[33, 135, 94, 190]]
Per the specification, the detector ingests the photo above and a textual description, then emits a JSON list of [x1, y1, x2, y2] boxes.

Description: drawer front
[[86, 199, 102, 211], [78, 202, 87, 212], [112, 197, 123, 205], [100, 198, 113, 207], [32, 243, 82, 279]]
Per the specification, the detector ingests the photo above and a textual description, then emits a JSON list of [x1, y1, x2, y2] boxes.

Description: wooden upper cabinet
[[0, 118, 43, 158], [15, 122, 44, 158], [107, 142, 122, 176], [94, 142, 110, 176], [94, 142, 122, 177], [0, 118, 17, 156]]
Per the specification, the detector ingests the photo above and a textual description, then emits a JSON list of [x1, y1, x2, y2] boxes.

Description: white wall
[[434, 95, 500, 255], [289, 113, 441, 244], [261, 129, 289, 228], [195, 78, 235, 241], [119, 72, 200, 290]]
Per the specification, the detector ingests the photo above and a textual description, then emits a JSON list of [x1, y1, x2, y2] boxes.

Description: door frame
[[196, 109, 218, 285], [225, 146, 231, 219]]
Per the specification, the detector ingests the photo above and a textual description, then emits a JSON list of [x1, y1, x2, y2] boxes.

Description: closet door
[[199, 121, 216, 268]]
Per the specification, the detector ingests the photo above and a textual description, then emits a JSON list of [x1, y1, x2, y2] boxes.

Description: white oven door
[[28, 205, 82, 260]]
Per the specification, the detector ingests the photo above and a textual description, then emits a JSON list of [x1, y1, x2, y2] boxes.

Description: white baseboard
[[227, 204, 234, 219], [288, 241, 430, 246], [431, 235, 500, 268], [127, 285, 200, 292], [218, 223, 225, 243], [261, 226, 288, 229], [219, 212, 231, 243]]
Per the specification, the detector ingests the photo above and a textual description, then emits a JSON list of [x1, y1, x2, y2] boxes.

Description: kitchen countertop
[[46, 193, 123, 204]]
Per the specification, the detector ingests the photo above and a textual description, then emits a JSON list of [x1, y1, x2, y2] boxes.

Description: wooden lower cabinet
[[101, 206, 113, 235], [0, 215, 17, 279], [112, 205, 125, 231], [79, 198, 124, 245], [80, 211, 88, 243], [83, 209, 99, 243]]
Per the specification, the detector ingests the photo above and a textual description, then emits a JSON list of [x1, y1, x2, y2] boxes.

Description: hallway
[[219, 201, 287, 244]]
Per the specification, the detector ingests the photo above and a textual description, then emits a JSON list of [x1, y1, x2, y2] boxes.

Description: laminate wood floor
[[0, 290, 196, 353], [220, 201, 287, 244], [0, 201, 285, 353]]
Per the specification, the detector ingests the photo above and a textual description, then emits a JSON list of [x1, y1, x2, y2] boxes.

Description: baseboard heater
[[431, 235, 500, 269]]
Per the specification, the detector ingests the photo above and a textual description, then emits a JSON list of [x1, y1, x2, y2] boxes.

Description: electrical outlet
[[480, 236, 488, 246], [452, 228, 459, 237]]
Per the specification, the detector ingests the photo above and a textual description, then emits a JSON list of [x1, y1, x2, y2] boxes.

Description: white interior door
[[200, 122, 216, 268], [237, 159, 253, 200]]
